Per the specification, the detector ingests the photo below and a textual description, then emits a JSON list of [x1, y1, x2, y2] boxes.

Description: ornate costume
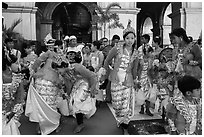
[[2, 73, 25, 135], [103, 44, 139, 125], [166, 94, 202, 135], [25, 50, 64, 135], [61, 63, 97, 118]]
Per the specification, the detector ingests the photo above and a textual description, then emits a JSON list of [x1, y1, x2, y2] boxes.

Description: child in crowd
[[166, 75, 202, 135]]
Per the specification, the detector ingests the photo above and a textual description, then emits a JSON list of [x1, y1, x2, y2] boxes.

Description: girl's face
[[25, 47, 32, 54], [47, 45, 54, 51], [6, 41, 14, 49], [91, 44, 96, 52], [191, 88, 201, 98], [85, 46, 91, 54], [69, 39, 77, 47], [124, 33, 135, 47], [152, 41, 158, 48], [170, 35, 181, 46]]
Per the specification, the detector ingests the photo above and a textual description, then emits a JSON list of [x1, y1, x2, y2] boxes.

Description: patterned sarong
[[111, 83, 135, 126], [25, 79, 60, 135]]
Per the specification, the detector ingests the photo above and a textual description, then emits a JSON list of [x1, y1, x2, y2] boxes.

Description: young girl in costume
[[137, 41, 154, 117], [166, 75, 202, 135], [101, 19, 139, 134], [2, 46, 25, 135], [56, 51, 98, 134]]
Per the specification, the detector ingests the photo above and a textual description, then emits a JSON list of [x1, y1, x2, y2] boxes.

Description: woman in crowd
[[2, 46, 25, 135], [169, 28, 202, 80], [101, 20, 139, 134], [166, 75, 202, 135], [4, 38, 22, 73], [20, 41, 38, 80], [152, 36, 163, 59], [82, 43, 92, 67], [90, 41, 104, 103], [25, 39, 65, 135], [56, 51, 98, 133]]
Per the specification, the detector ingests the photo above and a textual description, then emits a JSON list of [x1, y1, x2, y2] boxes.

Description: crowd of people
[[2, 19, 202, 135]]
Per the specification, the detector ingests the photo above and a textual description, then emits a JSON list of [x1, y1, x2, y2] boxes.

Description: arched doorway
[[52, 2, 92, 43], [162, 3, 172, 46], [142, 17, 153, 44]]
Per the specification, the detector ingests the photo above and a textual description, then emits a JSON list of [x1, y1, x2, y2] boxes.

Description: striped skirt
[[111, 82, 135, 126]]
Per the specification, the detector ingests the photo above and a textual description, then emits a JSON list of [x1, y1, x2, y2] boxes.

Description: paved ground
[[19, 102, 122, 135]]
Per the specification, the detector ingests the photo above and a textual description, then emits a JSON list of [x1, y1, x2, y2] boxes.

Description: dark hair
[[5, 38, 13, 44], [153, 36, 161, 45], [21, 41, 32, 58], [123, 31, 136, 40], [86, 66, 95, 72], [143, 46, 153, 55], [188, 36, 193, 42], [112, 35, 120, 41], [84, 43, 92, 50], [142, 34, 150, 42], [93, 41, 101, 50], [55, 40, 63, 46], [169, 28, 190, 44], [178, 75, 201, 96], [100, 37, 108, 42], [2, 47, 18, 71]]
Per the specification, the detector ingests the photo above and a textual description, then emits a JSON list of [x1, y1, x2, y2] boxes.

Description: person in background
[[66, 35, 84, 64], [82, 43, 92, 68], [99, 37, 109, 51], [63, 35, 69, 52], [30, 41, 37, 55], [90, 41, 104, 105], [100, 35, 121, 102], [152, 36, 163, 59], [20, 41, 38, 80], [101, 20, 140, 134], [138, 34, 153, 59], [166, 75, 202, 135], [90, 41, 104, 73], [4, 38, 22, 73], [169, 28, 202, 79]]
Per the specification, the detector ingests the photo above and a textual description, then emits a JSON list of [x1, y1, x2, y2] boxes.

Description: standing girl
[[101, 20, 139, 134]]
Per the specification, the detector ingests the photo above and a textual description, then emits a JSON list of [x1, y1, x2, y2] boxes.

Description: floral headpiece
[[123, 19, 135, 36]]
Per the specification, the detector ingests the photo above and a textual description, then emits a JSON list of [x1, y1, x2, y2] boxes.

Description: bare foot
[[73, 124, 85, 133]]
